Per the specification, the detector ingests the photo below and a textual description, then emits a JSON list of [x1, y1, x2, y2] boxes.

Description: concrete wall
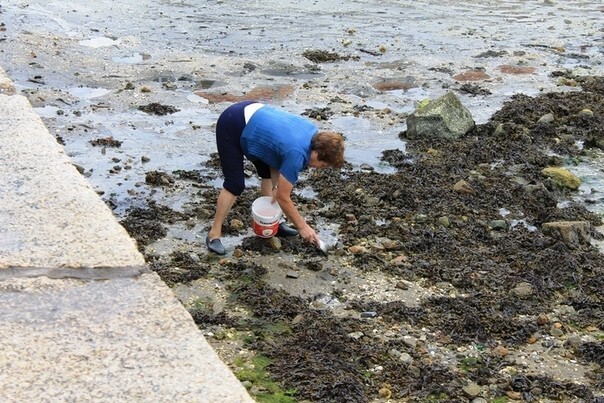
[[0, 67, 253, 402]]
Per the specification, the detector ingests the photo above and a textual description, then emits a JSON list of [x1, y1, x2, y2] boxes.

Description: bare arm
[[274, 174, 319, 245]]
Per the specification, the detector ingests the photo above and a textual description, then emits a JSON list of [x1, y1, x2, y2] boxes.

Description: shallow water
[[1, 0, 603, 221]]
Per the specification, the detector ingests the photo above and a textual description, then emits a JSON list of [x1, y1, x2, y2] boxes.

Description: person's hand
[[271, 187, 278, 204], [299, 224, 320, 246]]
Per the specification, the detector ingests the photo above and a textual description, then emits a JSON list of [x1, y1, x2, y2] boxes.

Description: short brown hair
[[311, 131, 345, 168]]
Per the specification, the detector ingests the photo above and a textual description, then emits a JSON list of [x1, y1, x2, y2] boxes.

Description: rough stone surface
[[542, 221, 591, 246], [405, 91, 475, 139], [0, 93, 145, 272], [0, 69, 253, 402], [0, 274, 253, 402], [541, 167, 581, 190]]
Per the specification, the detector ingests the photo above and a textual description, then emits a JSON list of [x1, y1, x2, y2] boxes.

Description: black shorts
[[215, 100, 271, 196]]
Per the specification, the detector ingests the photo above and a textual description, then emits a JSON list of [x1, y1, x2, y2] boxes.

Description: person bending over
[[206, 100, 345, 255]]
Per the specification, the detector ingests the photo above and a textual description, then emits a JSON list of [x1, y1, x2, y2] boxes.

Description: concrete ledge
[[0, 68, 253, 401], [0, 91, 145, 271], [0, 274, 253, 402]]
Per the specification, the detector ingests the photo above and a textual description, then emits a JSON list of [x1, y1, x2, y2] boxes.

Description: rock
[[438, 216, 450, 227], [506, 390, 522, 400], [396, 281, 410, 290], [285, 270, 299, 279], [266, 236, 282, 250], [378, 384, 392, 399], [542, 221, 590, 246], [399, 352, 414, 365], [345, 213, 357, 222], [550, 327, 564, 337], [488, 220, 508, 230], [414, 214, 430, 223], [510, 282, 533, 298], [348, 331, 364, 340], [348, 245, 367, 254], [493, 345, 509, 357], [402, 335, 417, 349], [472, 398, 488, 403], [229, 218, 245, 231], [541, 167, 581, 190], [565, 335, 583, 350], [453, 179, 476, 195], [537, 314, 549, 326], [462, 382, 482, 398], [404, 91, 475, 139], [291, 314, 304, 325], [537, 113, 555, 124]]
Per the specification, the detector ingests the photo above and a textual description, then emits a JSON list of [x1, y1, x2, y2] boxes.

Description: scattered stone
[[510, 282, 533, 298], [286, 270, 299, 279], [506, 390, 522, 400], [266, 236, 282, 250], [348, 331, 364, 340], [399, 352, 414, 365], [550, 326, 564, 337], [348, 245, 367, 254], [402, 336, 417, 349], [378, 384, 392, 399], [537, 314, 549, 326], [541, 167, 581, 190], [542, 221, 591, 246], [537, 113, 555, 124], [493, 345, 509, 357], [229, 218, 245, 231], [488, 220, 508, 230], [438, 216, 450, 227], [360, 311, 377, 318], [291, 314, 304, 325], [463, 382, 482, 398], [453, 179, 477, 195], [395, 281, 410, 290]]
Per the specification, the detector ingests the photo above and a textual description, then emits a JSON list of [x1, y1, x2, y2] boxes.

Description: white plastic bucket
[[251, 196, 282, 238]]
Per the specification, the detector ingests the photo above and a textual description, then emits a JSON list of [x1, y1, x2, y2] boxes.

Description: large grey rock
[[405, 91, 475, 139]]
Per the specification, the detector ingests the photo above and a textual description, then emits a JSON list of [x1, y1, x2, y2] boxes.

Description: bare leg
[[208, 188, 237, 240], [260, 178, 273, 197]]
